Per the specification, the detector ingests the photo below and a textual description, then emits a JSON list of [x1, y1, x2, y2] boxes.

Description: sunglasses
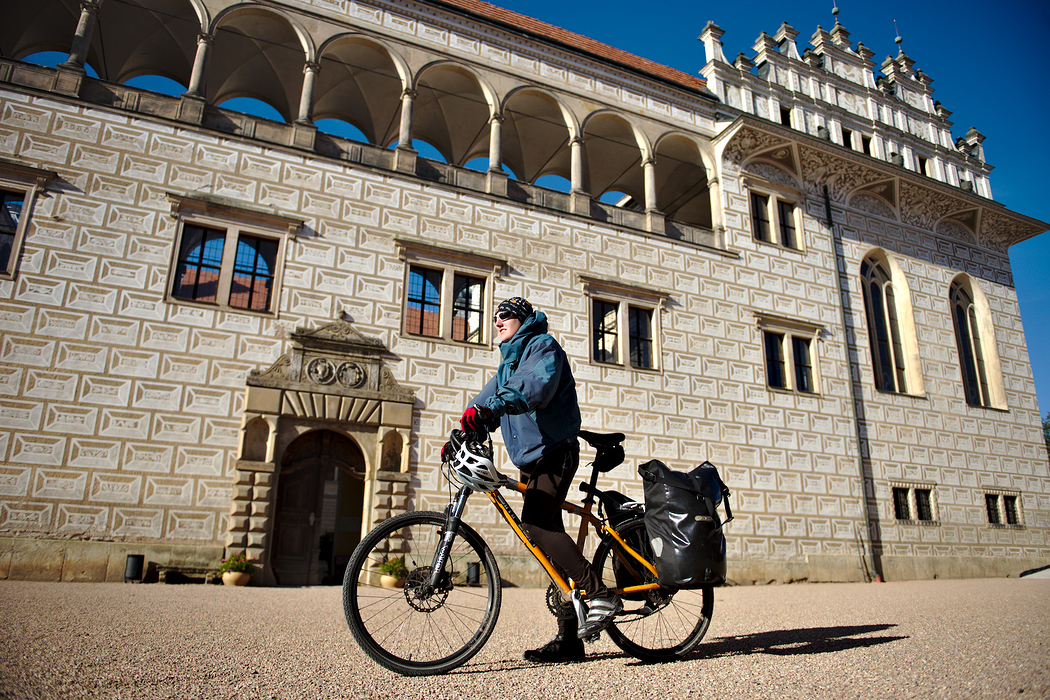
[[493, 309, 517, 324]]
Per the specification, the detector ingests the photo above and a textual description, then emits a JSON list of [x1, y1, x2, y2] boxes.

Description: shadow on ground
[[696, 624, 906, 658]]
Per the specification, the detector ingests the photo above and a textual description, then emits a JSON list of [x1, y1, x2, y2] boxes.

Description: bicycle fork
[[425, 485, 473, 592]]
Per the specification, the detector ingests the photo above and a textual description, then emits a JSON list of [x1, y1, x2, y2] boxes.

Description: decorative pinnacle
[[832, 2, 840, 24], [894, 19, 903, 52]]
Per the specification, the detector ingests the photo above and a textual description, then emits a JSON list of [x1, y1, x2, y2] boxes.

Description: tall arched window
[[861, 257, 907, 392], [950, 281, 990, 407]]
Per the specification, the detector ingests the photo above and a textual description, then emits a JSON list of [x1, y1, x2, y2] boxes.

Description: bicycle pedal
[[582, 632, 601, 644]]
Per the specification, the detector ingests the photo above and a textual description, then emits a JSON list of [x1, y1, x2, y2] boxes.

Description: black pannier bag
[[638, 459, 733, 588]]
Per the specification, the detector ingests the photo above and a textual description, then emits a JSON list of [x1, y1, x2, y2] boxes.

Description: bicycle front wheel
[[342, 510, 502, 676], [593, 515, 713, 662]]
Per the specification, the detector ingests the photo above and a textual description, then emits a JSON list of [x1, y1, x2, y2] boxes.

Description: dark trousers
[[520, 441, 604, 599]]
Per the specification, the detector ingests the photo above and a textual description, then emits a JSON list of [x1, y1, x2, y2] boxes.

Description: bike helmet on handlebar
[[444, 429, 504, 493]]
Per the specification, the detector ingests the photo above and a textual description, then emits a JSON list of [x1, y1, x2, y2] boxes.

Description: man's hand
[[461, 405, 495, 432], [441, 440, 454, 462]]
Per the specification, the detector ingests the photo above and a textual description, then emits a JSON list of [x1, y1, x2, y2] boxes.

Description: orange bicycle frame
[[486, 479, 659, 598]]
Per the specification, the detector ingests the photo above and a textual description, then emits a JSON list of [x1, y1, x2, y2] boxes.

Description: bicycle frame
[[427, 477, 659, 600]]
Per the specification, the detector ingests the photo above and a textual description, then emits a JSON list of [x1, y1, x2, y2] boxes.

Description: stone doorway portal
[[271, 430, 365, 586]]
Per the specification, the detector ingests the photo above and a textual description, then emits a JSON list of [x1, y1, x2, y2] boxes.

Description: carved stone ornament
[[722, 118, 1045, 250], [248, 320, 414, 404]]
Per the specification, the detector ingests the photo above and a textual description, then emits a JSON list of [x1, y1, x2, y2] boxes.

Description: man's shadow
[[688, 624, 906, 659]]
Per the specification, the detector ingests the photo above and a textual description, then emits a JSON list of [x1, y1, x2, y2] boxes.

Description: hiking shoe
[[577, 591, 623, 640], [523, 634, 585, 663]]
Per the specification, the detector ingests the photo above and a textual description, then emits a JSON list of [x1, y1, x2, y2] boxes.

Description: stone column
[[179, 32, 213, 124], [570, 136, 590, 215], [486, 113, 507, 196], [394, 89, 418, 173], [53, 0, 99, 95], [63, 0, 99, 70], [643, 157, 664, 234], [292, 61, 320, 150]]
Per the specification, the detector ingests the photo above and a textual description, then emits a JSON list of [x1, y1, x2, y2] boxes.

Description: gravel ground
[[1, 577, 1047, 699]]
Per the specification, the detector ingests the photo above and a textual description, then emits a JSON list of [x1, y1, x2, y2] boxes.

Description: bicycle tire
[[593, 514, 713, 662], [342, 510, 502, 676]]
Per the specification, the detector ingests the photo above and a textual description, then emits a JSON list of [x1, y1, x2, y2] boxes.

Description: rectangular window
[[593, 299, 620, 365], [915, 489, 933, 522], [451, 273, 485, 343], [764, 331, 786, 389], [792, 336, 813, 393], [749, 188, 802, 251], [759, 316, 820, 395], [985, 494, 1001, 525], [780, 106, 792, 127], [167, 194, 297, 315], [397, 238, 503, 346], [171, 224, 281, 313], [405, 266, 443, 337], [1003, 495, 1019, 525], [628, 306, 653, 369], [985, 493, 1022, 527], [862, 135, 872, 155], [0, 189, 26, 274], [893, 487, 911, 520], [842, 128, 853, 149], [581, 275, 666, 372], [892, 484, 938, 523], [777, 200, 797, 249], [750, 192, 771, 243]]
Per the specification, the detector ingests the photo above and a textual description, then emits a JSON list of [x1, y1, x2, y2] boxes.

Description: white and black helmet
[[444, 429, 504, 493]]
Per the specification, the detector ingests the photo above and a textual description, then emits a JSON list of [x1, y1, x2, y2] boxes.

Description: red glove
[[461, 405, 494, 432], [441, 441, 454, 462]]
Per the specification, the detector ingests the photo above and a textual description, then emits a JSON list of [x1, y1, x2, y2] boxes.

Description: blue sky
[[487, 0, 1050, 418]]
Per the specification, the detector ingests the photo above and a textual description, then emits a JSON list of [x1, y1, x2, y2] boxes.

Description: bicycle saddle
[[578, 430, 625, 472]]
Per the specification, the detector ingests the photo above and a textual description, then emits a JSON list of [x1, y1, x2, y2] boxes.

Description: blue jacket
[[471, 311, 581, 466]]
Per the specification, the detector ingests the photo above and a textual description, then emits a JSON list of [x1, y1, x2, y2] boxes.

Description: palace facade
[[0, 0, 1047, 585]]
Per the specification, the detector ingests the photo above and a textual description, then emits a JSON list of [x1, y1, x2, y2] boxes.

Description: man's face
[[495, 314, 521, 343]]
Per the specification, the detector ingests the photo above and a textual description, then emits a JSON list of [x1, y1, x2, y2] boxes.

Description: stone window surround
[[744, 176, 805, 252], [0, 160, 57, 280], [754, 311, 823, 395], [165, 193, 302, 316], [983, 487, 1024, 529], [395, 236, 507, 348], [889, 480, 940, 525], [578, 273, 667, 371]]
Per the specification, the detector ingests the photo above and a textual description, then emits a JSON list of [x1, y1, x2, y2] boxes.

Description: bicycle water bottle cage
[[579, 430, 625, 473]]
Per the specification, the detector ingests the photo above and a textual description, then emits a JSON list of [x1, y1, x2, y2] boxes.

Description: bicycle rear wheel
[[342, 511, 502, 676], [593, 515, 713, 662]]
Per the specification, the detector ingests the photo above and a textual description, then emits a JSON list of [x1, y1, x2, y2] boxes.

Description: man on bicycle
[[458, 296, 623, 663]]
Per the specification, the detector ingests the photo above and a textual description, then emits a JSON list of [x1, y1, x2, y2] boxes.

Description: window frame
[[755, 313, 822, 395], [0, 161, 57, 280], [166, 194, 300, 316], [949, 276, 1006, 410], [579, 274, 667, 371], [396, 237, 505, 347], [983, 490, 1023, 528], [889, 482, 939, 524], [745, 180, 804, 252]]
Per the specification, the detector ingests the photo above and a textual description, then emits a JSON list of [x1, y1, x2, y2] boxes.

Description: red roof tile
[[427, 0, 709, 95]]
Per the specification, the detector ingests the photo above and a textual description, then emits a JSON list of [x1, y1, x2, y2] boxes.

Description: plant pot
[[380, 574, 405, 589], [222, 571, 251, 586]]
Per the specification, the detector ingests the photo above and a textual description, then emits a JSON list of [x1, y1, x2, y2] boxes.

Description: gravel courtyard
[[1, 577, 1047, 699]]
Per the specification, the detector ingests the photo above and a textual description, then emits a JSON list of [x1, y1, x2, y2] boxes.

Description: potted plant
[[218, 551, 257, 586], [378, 557, 409, 588]]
